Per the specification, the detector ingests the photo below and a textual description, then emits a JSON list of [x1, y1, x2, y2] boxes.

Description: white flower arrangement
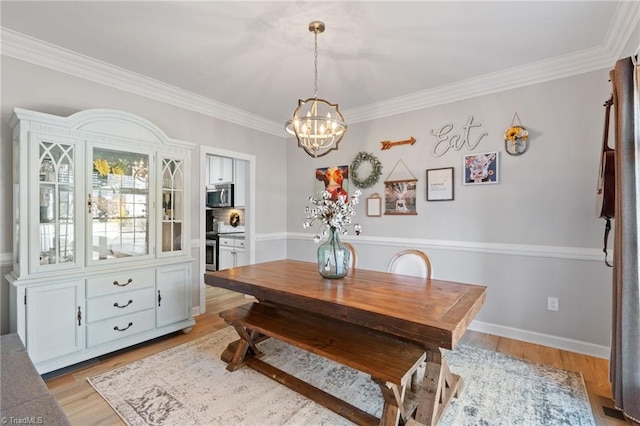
[[303, 190, 362, 242]]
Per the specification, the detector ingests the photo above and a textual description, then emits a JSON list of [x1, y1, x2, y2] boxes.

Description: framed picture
[[426, 167, 454, 201], [366, 194, 382, 217], [384, 179, 417, 215], [463, 152, 499, 185], [315, 165, 349, 200]]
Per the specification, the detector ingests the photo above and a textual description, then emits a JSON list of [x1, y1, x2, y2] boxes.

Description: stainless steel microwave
[[206, 183, 234, 208]]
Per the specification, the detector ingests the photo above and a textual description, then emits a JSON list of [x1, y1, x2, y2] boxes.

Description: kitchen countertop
[[217, 232, 245, 239]]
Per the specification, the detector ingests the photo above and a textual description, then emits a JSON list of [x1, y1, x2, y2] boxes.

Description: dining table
[[205, 259, 486, 425]]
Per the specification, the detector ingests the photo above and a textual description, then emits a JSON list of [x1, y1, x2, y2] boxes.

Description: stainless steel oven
[[205, 236, 218, 271]]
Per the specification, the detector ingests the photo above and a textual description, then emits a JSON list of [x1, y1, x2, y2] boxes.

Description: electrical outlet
[[548, 297, 559, 311]]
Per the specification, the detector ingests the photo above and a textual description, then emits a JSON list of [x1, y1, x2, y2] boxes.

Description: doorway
[[198, 146, 255, 315]]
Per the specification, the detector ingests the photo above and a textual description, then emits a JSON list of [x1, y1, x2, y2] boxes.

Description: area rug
[[88, 327, 595, 426]]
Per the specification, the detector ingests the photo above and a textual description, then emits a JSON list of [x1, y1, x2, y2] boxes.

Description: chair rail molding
[[1, 252, 12, 267], [288, 232, 605, 262]]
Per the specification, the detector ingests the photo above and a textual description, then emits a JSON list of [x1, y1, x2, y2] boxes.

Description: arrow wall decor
[[380, 136, 416, 150]]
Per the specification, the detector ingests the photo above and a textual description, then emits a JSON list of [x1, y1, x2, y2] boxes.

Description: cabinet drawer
[[219, 238, 234, 247], [87, 309, 155, 347], [87, 269, 155, 298], [86, 287, 155, 323]]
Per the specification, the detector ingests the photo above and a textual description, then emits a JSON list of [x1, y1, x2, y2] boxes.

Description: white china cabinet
[[7, 108, 195, 373]]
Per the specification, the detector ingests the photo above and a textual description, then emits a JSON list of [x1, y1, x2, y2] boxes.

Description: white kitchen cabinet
[[7, 108, 196, 373], [218, 245, 235, 270], [233, 159, 247, 207], [234, 240, 249, 266], [208, 155, 233, 185], [218, 237, 246, 269]]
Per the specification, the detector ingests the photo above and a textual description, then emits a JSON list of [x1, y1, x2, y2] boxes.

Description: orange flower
[[504, 126, 528, 141]]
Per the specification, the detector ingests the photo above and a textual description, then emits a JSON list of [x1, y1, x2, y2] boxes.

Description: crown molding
[[344, 1, 639, 124], [604, 0, 640, 59], [0, 28, 285, 137], [1, 1, 637, 133], [344, 45, 612, 123]]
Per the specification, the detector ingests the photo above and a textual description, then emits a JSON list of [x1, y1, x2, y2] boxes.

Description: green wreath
[[350, 152, 383, 189]]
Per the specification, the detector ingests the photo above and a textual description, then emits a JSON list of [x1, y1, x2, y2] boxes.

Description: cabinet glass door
[[90, 148, 150, 261], [38, 141, 76, 267], [161, 158, 184, 253]]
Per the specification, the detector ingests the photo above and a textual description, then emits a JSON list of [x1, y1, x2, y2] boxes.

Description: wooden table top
[[205, 259, 486, 349]]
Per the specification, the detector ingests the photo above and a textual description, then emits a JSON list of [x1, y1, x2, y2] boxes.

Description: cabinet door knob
[[77, 306, 82, 326], [113, 278, 133, 287], [87, 194, 92, 213], [113, 299, 133, 308], [158, 290, 162, 307]]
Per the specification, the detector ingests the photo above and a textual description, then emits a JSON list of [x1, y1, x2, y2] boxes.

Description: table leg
[[411, 348, 463, 426]]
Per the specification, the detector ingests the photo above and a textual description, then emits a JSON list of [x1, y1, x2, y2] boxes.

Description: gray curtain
[[610, 56, 640, 423]]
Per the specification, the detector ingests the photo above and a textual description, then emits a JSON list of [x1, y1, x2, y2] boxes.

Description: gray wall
[[0, 50, 625, 357], [0, 56, 288, 334], [287, 68, 614, 356]]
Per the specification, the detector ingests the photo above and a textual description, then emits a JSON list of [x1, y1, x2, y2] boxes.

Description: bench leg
[[232, 324, 264, 357], [412, 348, 462, 426], [225, 324, 264, 372], [374, 379, 409, 426]]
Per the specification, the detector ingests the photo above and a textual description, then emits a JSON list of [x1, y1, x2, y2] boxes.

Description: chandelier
[[285, 21, 347, 158]]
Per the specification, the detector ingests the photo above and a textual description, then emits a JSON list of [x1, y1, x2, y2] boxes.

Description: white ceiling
[[1, 1, 637, 136]]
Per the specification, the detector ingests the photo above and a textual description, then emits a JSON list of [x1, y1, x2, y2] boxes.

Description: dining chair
[[387, 249, 433, 391], [386, 249, 432, 279], [343, 242, 357, 273]]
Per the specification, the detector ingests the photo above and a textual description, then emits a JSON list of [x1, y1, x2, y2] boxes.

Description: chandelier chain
[[313, 29, 319, 98]]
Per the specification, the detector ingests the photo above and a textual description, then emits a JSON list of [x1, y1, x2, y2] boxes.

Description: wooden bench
[[219, 301, 426, 426]]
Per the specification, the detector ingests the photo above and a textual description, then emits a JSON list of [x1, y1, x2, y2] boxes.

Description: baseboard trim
[[468, 320, 610, 359]]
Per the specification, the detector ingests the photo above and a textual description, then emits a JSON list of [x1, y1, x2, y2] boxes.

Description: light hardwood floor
[[45, 286, 629, 426]]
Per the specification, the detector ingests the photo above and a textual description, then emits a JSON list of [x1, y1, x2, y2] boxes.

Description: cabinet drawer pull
[[113, 299, 133, 309], [114, 322, 133, 332], [113, 278, 133, 287]]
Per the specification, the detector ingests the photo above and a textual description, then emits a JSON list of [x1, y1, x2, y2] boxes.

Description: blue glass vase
[[317, 227, 350, 279]]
